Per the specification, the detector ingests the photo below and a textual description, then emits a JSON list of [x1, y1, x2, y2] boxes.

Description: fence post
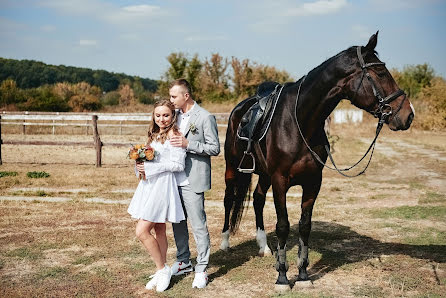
[[92, 115, 102, 167], [52, 119, 55, 135], [0, 115, 3, 165]]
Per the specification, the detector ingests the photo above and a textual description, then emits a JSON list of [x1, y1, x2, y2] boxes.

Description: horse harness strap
[[355, 46, 406, 120]]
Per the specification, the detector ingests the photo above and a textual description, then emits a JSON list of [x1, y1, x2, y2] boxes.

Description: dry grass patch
[[1, 125, 446, 297]]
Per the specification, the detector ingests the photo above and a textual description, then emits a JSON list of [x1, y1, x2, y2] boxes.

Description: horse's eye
[[376, 72, 387, 78]]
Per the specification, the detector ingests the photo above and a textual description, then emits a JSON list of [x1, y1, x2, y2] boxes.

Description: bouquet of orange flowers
[[128, 144, 157, 179]]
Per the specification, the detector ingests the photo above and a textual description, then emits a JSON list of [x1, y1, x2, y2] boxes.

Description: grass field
[[1, 122, 445, 297]]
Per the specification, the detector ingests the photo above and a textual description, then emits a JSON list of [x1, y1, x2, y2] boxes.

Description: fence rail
[[1, 111, 230, 135], [0, 112, 230, 166]]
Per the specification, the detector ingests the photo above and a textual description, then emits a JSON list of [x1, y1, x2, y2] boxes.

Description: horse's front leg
[[253, 174, 272, 256], [221, 166, 236, 251], [297, 178, 322, 281], [272, 174, 290, 290]]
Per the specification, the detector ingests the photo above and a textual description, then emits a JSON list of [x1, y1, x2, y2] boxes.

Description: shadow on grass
[[206, 221, 446, 285]]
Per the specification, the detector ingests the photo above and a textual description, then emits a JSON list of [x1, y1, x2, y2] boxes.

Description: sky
[[1, 0, 445, 81]]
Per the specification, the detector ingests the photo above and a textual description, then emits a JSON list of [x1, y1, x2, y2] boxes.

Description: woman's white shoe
[[156, 265, 172, 292], [145, 273, 158, 290]]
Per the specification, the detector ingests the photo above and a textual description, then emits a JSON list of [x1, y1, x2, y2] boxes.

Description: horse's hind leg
[[253, 174, 271, 256], [221, 166, 236, 251], [297, 179, 322, 282]]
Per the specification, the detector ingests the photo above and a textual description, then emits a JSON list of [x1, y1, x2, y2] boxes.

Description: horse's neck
[[298, 67, 345, 135]]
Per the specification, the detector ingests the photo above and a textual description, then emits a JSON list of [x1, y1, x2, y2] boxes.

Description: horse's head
[[344, 32, 414, 131]]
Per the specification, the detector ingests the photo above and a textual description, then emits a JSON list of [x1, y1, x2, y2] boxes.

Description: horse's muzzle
[[389, 109, 414, 131]]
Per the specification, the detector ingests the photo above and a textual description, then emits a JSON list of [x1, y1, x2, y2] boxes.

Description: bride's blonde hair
[[147, 99, 179, 145]]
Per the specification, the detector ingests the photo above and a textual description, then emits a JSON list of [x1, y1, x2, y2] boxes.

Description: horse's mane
[[301, 46, 379, 83]]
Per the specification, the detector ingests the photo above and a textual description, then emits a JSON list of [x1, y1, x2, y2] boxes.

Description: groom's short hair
[[170, 79, 193, 98]]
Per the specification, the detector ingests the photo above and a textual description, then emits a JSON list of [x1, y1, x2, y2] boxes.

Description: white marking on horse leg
[[256, 228, 272, 256], [220, 230, 230, 251], [410, 102, 415, 116]]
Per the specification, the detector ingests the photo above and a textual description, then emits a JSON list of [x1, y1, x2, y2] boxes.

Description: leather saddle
[[237, 81, 282, 173]]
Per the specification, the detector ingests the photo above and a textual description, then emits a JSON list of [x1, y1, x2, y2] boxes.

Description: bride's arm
[[144, 146, 186, 178]]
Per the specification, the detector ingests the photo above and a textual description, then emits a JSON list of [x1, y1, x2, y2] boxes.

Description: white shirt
[[175, 102, 196, 186], [177, 101, 196, 135]]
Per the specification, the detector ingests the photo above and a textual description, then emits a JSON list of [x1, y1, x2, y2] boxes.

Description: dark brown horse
[[220, 32, 414, 290]]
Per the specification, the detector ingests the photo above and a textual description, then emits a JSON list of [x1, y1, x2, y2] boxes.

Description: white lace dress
[[128, 140, 186, 223]]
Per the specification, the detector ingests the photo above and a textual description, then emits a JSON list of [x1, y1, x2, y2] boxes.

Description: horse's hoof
[[293, 280, 313, 289], [220, 231, 230, 251], [258, 246, 272, 257], [220, 243, 230, 251], [274, 283, 291, 292]]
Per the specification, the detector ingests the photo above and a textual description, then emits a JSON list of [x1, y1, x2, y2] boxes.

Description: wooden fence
[[0, 111, 230, 167]]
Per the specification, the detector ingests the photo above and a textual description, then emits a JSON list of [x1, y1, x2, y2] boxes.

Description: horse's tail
[[229, 171, 252, 234]]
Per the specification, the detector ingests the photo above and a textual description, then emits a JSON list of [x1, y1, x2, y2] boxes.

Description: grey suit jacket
[[180, 104, 220, 193]]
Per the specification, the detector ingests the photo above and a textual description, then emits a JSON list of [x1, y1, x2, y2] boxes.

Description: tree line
[[0, 54, 444, 129], [0, 57, 157, 92]]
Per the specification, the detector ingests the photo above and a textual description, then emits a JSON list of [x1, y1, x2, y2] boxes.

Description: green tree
[[185, 54, 202, 97], [166, 52, 188, 80], [200, 53, 229, 102], [392, 63, 435, 98], [159, 52, 202, 98]]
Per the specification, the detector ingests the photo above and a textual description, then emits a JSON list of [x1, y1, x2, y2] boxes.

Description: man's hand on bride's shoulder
[[170, 133, 188, 148]]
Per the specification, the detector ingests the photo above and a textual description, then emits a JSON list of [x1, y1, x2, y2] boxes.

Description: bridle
[[353, 46, 406, 125], [294, 46, 406, 177]]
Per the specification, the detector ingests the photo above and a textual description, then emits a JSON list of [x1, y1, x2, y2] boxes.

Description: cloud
[[122, 5, 160, 15], [105, 4, 164, 24], [185, 35, 228, 42], [245, 0, 349, 33], [368, 0, 441, 11], [39, 0, 166, 26], [79, 39, 97, 46], [283, 0, 348, 17]]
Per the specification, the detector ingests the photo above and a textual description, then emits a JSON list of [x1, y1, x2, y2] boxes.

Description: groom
[[169, 79, 220, 288]]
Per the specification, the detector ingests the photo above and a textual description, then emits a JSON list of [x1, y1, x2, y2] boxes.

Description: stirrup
[[237, 151, 255, 173]]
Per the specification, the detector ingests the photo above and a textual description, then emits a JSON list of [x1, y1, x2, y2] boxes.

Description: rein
[[294, 46, 405, 177]]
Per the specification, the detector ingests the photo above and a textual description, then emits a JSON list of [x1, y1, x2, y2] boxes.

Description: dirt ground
[[0, 123, 445, 297]]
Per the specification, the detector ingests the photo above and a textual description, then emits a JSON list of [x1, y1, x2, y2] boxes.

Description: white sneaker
[[171, 261, 193, 276], [192, 271, 208, 289], [156, 265, 172, 292], [145, 273, 158, 290]]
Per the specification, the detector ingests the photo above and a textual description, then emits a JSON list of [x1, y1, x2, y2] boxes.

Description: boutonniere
[[189, 122, 198, 135]]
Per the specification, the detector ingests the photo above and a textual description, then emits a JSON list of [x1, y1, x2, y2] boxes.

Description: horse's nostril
[[407, 112, 414, 126]]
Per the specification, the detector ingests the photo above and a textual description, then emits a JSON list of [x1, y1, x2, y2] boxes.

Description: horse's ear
[[364, 31, 379, 51]]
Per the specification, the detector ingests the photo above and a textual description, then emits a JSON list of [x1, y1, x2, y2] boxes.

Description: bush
[[0, 171, 18, 178], [27, 171, 50, 178], [18, 86, 70, 112], [138, 92, 156, 105], [413, 77, 446, 130], [101, 91, 120, 106]]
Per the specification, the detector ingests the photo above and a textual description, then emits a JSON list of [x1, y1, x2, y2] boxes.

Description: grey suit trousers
[[172, 184, 210, 273]]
